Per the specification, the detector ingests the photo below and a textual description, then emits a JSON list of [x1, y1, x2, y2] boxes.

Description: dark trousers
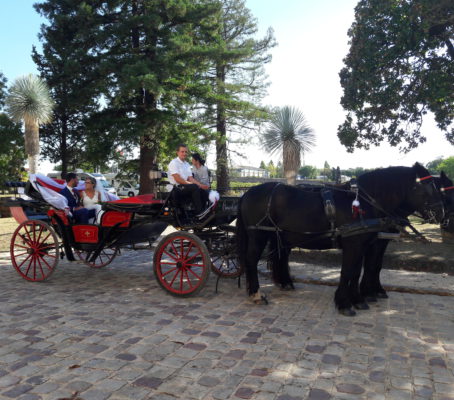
[[177, 184, 205, 213], [74, 208, 96, 224]]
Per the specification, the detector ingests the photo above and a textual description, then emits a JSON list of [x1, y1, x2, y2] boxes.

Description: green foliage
[[262, 106, 315, 184], [34, 0, 221, 192], [426, 157, 445, 174], [32, 0, 106, 175], [199, 0, 276, 192], [0, 72, 26, 186], [339, 0, 454, 152], [5, 74, 54, 125], [437, 156, 454, 179], [298, 165, 317, 179], [341, 167, 374, 178], [211, 180, 259, 195]]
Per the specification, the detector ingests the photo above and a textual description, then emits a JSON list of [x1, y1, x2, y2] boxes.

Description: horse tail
[[236, 195, 248, 274]]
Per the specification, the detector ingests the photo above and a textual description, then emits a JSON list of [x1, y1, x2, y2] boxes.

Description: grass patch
[[0, 218, 18, 252]]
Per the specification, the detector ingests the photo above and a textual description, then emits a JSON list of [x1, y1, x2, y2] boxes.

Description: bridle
[[439, 184, 454, 228], [413, 174, 445, 224]]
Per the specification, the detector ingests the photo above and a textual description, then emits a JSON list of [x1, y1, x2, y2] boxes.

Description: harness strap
[[320, 189, 337, 246], [248, 183, 284, 257]]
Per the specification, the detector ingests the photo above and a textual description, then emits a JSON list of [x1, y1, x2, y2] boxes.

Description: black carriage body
[[9, 176, 242, 293]]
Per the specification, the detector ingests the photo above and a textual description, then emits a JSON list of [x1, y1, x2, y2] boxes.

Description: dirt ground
[[292, 221, 454, 275]]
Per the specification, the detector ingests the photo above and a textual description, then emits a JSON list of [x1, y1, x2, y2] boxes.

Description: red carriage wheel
[[74, 248, 117, 268], [153, 231, 210, 297], [10, 220, 60, 282]]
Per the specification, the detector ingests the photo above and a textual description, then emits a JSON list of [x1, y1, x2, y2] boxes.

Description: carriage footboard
[[112, 221, 169, 247]]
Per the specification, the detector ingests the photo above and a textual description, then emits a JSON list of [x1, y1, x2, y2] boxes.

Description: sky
[[0, 0, 453, 173]]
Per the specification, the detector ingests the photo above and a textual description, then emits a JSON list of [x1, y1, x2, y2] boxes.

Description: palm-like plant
[[263, 106, 315, 185], [5, 74, 54, 173]]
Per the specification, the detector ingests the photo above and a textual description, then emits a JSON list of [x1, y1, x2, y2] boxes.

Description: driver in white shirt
[[168, 144, 208, 217]]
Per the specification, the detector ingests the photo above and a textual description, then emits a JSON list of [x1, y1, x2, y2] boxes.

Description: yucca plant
[[263, 106, 315, 185], [5, 74, 54, 173]]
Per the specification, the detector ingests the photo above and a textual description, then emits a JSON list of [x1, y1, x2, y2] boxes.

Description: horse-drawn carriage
[[6, 164, 454, 315], [7, 172, 241, 297]]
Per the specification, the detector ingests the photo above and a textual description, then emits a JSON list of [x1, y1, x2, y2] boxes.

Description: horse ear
[[413, 162, 429, 177]]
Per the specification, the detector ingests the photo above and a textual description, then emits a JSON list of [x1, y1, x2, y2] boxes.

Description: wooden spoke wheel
[[153, 231, 210, 297], [10, 220, 59, 282], [74, 248, 117, 268], [209, 230, 242, 278]]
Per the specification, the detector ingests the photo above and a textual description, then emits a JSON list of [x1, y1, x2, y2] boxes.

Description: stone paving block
[[1, 254, 454, 400], [1, 384, 33, 398]]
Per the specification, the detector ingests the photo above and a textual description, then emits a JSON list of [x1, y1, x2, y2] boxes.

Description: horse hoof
[[280, 283, 294, 291], [377, 292, 388, 299], [254, 295, 268, 305], [339, 307, 356, 317], [250, 292, 269, 305], [365, 296, 377, 303], [353, 302, 370, 310]]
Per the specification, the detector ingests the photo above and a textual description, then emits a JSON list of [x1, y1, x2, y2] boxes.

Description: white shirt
[[167, 157, 192, 189]]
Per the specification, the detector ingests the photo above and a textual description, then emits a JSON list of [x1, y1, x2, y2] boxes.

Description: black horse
[[236, 163, 445, 316], [359, 171, 454, 301]]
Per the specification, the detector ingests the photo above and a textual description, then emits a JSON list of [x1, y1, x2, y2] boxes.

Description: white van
[[116, 181, 139, 197]]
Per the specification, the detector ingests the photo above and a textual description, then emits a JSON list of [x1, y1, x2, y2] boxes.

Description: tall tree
[[97, 0, 220, 193], [438, 157, 454, 178], [34, 0, 219, 192], [33, 1, 105, 176], [339, 0, 454, 152], [0, 72, 25, 185], [262, 106, 315, 185], [5, 74, 54, 173], [199, 0, 275, 193]]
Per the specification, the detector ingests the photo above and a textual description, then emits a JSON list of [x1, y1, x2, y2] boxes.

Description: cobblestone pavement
[[0, 250, 453, 400]]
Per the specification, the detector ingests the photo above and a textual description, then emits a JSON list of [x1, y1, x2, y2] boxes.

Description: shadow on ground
[[290, 223, 454, 275]]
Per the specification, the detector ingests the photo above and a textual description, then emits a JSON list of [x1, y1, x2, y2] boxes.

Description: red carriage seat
[[100, 211, 133, 228]]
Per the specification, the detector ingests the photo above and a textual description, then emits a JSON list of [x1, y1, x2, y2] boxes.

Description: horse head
[[410, 163, 445, 224], [437, 171, 454, 232]]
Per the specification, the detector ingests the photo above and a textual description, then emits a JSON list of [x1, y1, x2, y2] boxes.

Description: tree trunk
[[139, 133, 157, 195], [27, 155, 38, 175], [60, 118, 68, 179], [215, 64, 229, 194], [24, 120, 40, 174]]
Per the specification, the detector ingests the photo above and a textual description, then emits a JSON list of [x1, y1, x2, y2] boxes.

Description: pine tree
[[34, 0, 220, 192], [33, 0, 104, 176], [199, 0, 275, 193]]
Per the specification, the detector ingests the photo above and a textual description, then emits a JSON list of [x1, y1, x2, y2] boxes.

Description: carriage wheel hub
[[176, 261, 184, 269], [27, 248, 35, 255]]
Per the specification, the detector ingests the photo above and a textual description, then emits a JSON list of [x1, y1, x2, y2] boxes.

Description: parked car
[[116, 181, 139, 197]]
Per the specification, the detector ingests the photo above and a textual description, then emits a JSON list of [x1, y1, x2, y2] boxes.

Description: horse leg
[[268, 236, 294, 290], [361, 239, 389, 301], [244, 230, 269, 304], [372, 240, 389, 299], [335, 239, 368, 316]]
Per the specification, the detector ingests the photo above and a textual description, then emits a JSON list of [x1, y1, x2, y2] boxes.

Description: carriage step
[[377, 232, 401, 240]]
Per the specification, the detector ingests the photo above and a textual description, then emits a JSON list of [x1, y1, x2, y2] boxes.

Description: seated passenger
[[191, 153, 210, 188], [167, 144, 209, 218], [60, 172, 96, 224], [80, 177, 103, 222]]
